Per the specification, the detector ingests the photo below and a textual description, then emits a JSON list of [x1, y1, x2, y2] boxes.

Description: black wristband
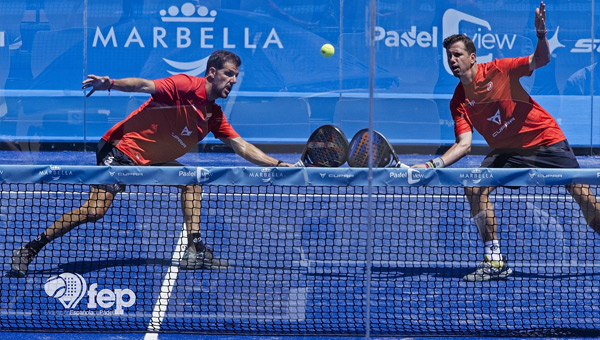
[[276, 160, 283, 166], [537, 30, 547, 39]]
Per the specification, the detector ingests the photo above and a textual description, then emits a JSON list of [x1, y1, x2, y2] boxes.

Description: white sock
[[484, 240, 502, 262]]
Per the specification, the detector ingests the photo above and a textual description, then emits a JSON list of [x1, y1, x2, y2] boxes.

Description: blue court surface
[[0, 151, 599, 340], [2, 335, 597, 340]]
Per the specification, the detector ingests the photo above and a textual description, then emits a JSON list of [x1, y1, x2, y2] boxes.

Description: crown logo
[[160, 3, 217, 23]]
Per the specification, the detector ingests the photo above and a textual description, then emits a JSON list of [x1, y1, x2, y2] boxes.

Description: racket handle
[[397, 163, 410, 169], [293, 160, 305, 167]]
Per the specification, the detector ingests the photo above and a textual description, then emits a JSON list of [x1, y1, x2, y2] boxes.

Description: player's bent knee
[[464, 187, 483, 200], [180, 184, 203, 194], [82, 207, 110, 223]]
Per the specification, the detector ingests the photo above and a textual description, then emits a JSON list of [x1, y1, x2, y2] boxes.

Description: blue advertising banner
[[0, 1, 598, 148], [0, 165, 599, 187]]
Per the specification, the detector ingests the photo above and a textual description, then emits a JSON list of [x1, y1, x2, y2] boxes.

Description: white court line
[[144, 223, 188, 339], [0, 190, 579, 204], [293, 260, 600, 268]]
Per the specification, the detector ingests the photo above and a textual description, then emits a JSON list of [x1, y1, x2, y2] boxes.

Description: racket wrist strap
[[108, 79, 114, 96], [536, 30, 547, 39], [426, 157, 445, 168]]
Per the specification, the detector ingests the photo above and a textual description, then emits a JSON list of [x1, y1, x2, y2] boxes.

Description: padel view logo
[[92, 2, 283, 76], [197, 167, 210, 183], [441, 9, 565, 75], [177, 167, 210, 183], [408, 168, 424, 185], [374, 26, 438, 48], [44, 273, 136, 315], [442, 9, 516, 75]]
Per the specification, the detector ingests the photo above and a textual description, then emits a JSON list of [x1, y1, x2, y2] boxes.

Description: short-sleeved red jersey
[[450, 57, 565, 149], [102, 74, 240, 165]]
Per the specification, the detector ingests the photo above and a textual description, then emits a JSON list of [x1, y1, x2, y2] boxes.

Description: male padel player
[[413, 2, 600, 281], [9, 50, 293, 277]]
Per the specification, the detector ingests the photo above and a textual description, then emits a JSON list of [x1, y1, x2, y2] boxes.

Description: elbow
[[464, 146, 472, 157], [538, 55, 551, 68], [229, 138, 248, 157], [544, 52, 551, 65], [458, 143, 471, 156], [139, 79, 156, 93], [533, 52, 551, 69]]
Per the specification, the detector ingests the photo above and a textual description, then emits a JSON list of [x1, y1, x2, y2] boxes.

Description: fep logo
[[44, 273, 136, 315], [44, 273, 87, 309]]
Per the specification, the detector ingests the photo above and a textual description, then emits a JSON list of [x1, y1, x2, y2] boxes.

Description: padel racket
[[347, 129, 409, 168], [297, 125, 349, 167]]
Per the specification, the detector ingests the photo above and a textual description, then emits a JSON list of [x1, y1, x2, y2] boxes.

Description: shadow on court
[[370, 265, 597, 280], [3, 258, 175, 277]]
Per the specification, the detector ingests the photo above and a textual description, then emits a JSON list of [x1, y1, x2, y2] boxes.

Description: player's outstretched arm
[[82, 75, 156, 97], [412, 131, 472, 168], [529, 1, 550, 71], [220, 137, 292, 167]]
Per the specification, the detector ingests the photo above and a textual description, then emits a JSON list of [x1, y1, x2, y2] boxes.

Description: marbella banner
[[0, 1, 598, 147]]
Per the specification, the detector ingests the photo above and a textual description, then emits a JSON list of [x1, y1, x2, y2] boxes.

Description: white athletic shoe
[[462, 255, 513, 282], [179, 246, 229, 270]]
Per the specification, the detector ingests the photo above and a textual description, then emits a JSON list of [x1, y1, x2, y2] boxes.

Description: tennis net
[[1, 165, 599, 336]]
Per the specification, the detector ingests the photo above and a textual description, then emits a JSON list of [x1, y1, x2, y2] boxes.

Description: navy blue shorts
[[95, 140, 184, 193], [96, 139, 137, 167], [480, 140, 580, 169], [95, 140, 135, 193]]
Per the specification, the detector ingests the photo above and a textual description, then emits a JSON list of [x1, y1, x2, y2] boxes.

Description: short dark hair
[[205, 50, 241, 75], [443, 34, 476, 55]]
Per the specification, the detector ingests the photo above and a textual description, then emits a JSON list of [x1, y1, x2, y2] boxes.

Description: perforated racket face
[[303, 125, 349, 167], [348, 129, 395, 167]]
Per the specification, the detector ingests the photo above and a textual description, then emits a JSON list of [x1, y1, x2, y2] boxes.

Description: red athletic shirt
[[102, 74, 239, 165], [450, 57, 565, 149]]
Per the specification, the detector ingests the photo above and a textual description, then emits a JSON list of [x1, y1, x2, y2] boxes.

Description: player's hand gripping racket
[[347, 129, 409, 168], [295, 125, 349, 167]]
